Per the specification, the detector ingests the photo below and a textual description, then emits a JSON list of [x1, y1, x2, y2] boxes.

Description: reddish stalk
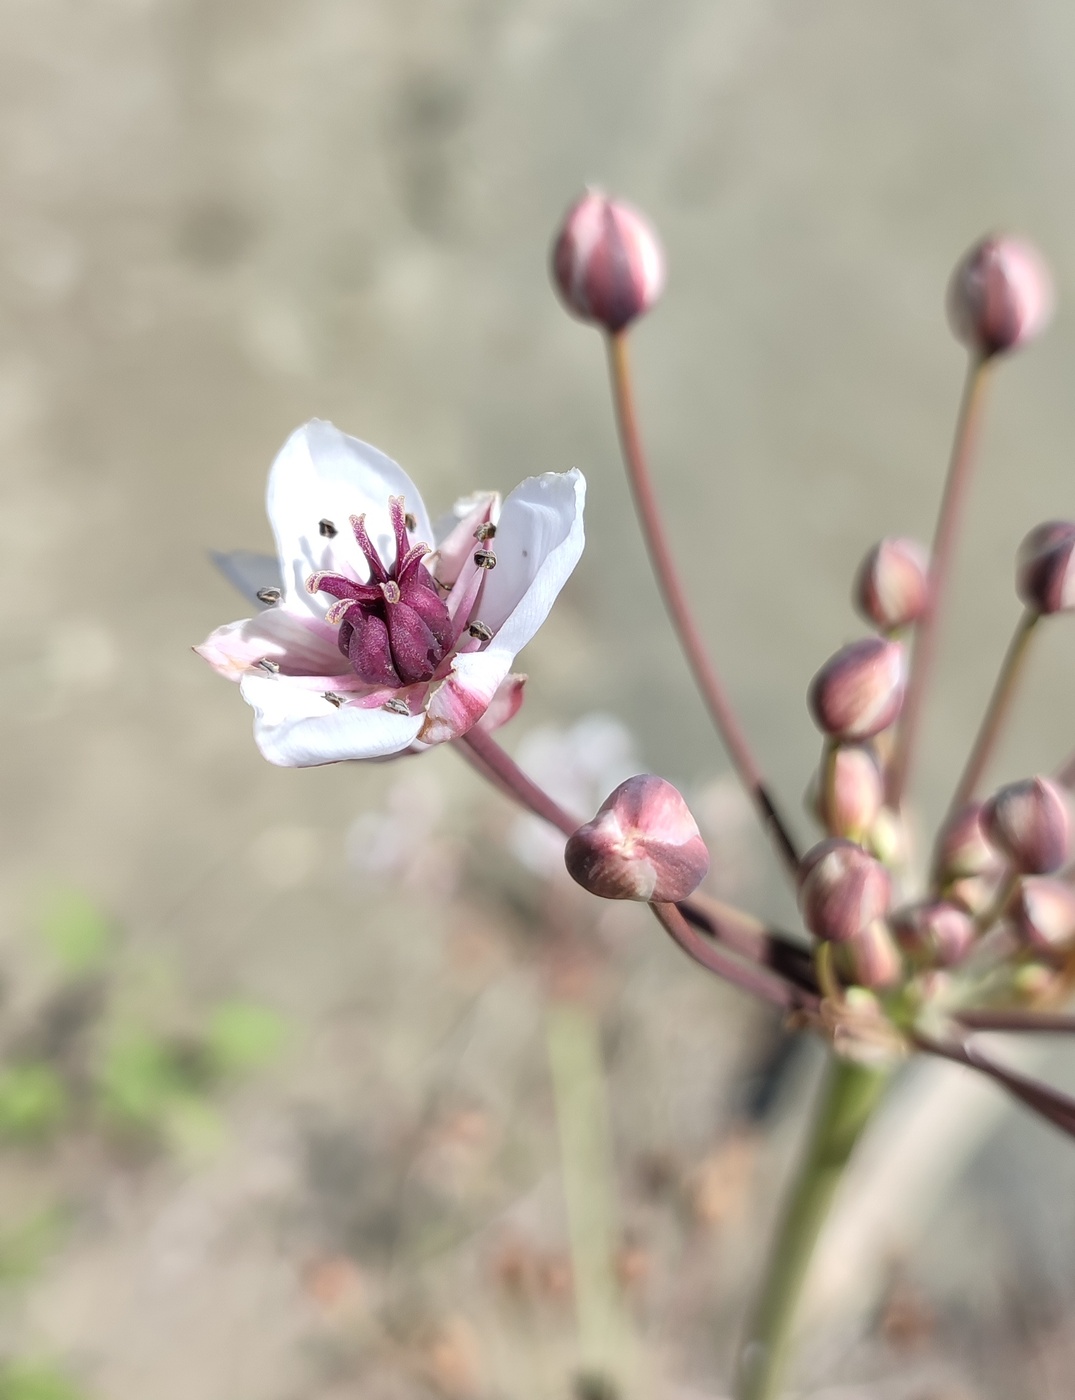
[[605, 331, 800, 876], [887, 355, 992, 807], [955, 1009, 1075, 1034], [944, 607, 1040, 822]]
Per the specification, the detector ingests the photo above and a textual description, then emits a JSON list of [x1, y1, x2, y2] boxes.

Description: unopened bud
[[836, 919, 903, 989], [564, 774, 709, 902], [1016, 521, 1075, 615], [945, 872, 1005, 919], [1010, 877, 1075, 955], [934, 802, 1003, 881], [551, 191, 665, 333], [982, 776, 1071, 874], [891, 900, 977, 968], [799, 838, 892, 943], [855, 537, 930, 633], [817, 744, 884, 840], [947, 235, 1053, 357], [808, 638, 905, 741]]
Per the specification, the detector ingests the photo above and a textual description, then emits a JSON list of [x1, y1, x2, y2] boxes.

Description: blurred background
[[5, 1, 1075, 1396]]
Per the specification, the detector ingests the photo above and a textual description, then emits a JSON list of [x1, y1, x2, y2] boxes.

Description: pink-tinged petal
[[473, 469, 586, 655], [240, 673, 423, 766], [430, 491, 500, 586], [416, 663, 502, 747], [475, 673, 527, 734], [195, 608, 342, 682], [266, 421, 433, 617]]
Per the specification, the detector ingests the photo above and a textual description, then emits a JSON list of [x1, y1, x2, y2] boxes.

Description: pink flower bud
[[1016, 521, 1075, 615], [836, 919, 903, 990], [891, 900, 977, 968], [982, 776, 1071, 874], [564, 774, 709, 902], [551, 191, 665, 333], [854, 538, 930, 633], [947, 235, 1053, 357], [934, 802, 1004, 881], [808, 638, 905, 741], [798, 838, 892, 943], [817, 744, 884, 840], [1010, 877, 1075, 955]]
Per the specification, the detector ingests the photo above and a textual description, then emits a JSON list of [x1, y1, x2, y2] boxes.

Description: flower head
[[197, 421, 585, 765]]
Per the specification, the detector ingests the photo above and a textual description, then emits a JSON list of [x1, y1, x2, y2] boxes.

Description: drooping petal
[[471, 470, 585, 649], [266, 421, 433, 618], [195, 608, 342, 682], [240, 673, 423, 765]]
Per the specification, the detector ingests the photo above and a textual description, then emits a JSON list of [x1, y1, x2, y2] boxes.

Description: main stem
[[605, 331, 800, 876], [944, 607, 1040, 823], [734, 1055, 890, 1400], [888, 354, 991, 807]]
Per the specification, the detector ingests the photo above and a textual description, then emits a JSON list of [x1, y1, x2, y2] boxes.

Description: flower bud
[[836, 919, 903, 989], [1010, 877, 1075, 955], [934, 802, 1003, 882], [817, 744, 884, 840], [564, 774, 709, 902], [1016, 521, 1075, 615], [808, 638, 905, 741], [891, 900, 977, 968], [947, 235, 1053, 357], [982, 776, 1071, 874], [551, 191, 665, 334], [799, 838, 892, 943], [855, 537, 930, 633]]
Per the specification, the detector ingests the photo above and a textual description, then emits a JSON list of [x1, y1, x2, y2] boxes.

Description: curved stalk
[[605, 331, 800, 876], [734, 1056, 890, 1400]]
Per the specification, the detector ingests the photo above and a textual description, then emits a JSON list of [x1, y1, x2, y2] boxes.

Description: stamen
[[319, 518, 338, 538], [256, 658, 280, 674], [383, 698, 410, 715], [323, 692, 345, 708], [474, 522, 497, 541], [256, 587, 282, 605], [474, 549, 497, 570], [468, 620, 494, 641], [405, 512, 417, 531]]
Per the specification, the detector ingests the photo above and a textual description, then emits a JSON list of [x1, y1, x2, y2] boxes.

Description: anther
[[467, 620, 494, 642], [382, 698, 410, 715], [256, 659, 280, 674], [404, 512, 417, 531], [256, 587, 282, 605], [474, 522, 497, 541], [474, 549, 497, 569], [323, 692, 344, 708], [319, 518, 338, 538]]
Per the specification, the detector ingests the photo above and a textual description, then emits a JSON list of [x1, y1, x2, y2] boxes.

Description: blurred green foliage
[[0, 1067, 67, 1143], [0, 1362, 87, 1400], [33, 889, 113, 976], [0, 1213, 66, 1287]]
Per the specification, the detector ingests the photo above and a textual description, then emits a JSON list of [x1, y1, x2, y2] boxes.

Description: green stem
[[734, 1055, 891, 1400]]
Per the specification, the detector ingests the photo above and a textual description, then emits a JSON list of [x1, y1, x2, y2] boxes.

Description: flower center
[[306, 497, 454, 687]]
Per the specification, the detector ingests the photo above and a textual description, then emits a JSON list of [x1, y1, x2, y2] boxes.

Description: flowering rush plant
[[199, 193, 1075, 1399]]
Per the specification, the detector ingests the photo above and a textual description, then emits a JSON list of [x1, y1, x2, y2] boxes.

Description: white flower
[[196, 420, 586, 765]]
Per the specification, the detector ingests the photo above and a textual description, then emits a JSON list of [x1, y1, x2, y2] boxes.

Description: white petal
[[266, 420, 434, 617], [429, 491, 500, 586], [195, 608, 342, 681], [475, 469, 586, 656], [240, 673, 423, 766]]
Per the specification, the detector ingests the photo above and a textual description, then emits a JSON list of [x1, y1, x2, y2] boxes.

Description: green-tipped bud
[[799, 838, 892, 943], [947, 235, 1054, 357], [1010, 877, 1075, 955], [808, 638, 906, 741], [1016, 521, 1075, 615], [855, 537, 929, 633], [564, 774, 709, 902], [891, 899, 977, 968], [982, 776, 1071, 874], [836, 918, 903, 989]]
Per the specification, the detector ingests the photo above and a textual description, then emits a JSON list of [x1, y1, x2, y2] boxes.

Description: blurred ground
[[5, 1, 1075, 1396]]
